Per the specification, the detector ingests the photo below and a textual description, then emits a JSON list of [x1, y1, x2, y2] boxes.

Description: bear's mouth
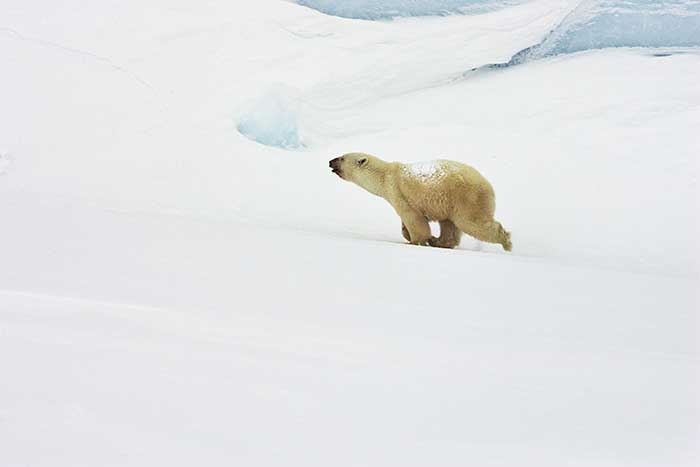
[[329, 158, 344, 179]]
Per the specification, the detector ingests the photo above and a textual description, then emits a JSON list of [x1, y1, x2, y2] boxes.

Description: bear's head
[[329, 152, 389, 197], [329, 152, 368, 181]]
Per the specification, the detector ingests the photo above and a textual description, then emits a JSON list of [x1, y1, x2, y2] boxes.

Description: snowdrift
[[247, 1, 700, 149]]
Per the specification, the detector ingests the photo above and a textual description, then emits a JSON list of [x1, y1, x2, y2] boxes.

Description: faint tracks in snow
[[0, 27, 167, 111], [275, 22, 335, 40]]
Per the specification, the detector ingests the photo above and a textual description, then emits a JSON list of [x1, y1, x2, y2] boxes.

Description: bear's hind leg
[[429, 220, 462, 249], [456, 219, 512, 251]]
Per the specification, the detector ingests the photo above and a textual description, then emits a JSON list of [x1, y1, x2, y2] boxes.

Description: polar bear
[[329, 152, 512, 251]]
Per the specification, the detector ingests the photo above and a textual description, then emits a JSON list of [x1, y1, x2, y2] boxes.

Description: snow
[[404, 160, 449, 180], [503, 0, 700, 66], [295, 0, 526, 19], [235, 0, 579, 148], [1, 0, 699, 466], [1, 198, 697, 467]]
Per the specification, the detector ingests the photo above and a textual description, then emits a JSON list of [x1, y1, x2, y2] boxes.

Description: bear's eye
[[357, 157, 368, 167]]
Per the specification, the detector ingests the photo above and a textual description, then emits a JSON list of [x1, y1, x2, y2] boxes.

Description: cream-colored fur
[[330, 152, 512, 251]]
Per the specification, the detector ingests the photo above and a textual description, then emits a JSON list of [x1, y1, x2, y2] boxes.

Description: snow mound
[[237, 86, 304, 150], [295, 0, 524, 20], [503, 0, 700, 65]]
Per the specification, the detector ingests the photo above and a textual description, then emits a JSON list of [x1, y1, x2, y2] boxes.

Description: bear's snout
[[329, 157, 343, 178]]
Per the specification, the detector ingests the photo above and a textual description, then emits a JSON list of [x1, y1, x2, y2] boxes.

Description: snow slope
[[1, 1, 698, 466]]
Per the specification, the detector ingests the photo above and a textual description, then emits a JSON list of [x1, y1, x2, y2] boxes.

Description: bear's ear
[[357, 157, 368, 167]]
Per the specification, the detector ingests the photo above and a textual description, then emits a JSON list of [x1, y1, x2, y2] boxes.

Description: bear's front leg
[[401, 222, 411, 242], [399, 211, 433, 246]]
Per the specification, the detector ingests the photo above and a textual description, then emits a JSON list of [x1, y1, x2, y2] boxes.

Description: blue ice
[[237, 87, 303, 150], [506, 0, 700, 65], [295, 0, 524, 20]]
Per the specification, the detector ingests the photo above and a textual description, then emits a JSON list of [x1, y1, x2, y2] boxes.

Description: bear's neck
[[355, 160, 395, 198]]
